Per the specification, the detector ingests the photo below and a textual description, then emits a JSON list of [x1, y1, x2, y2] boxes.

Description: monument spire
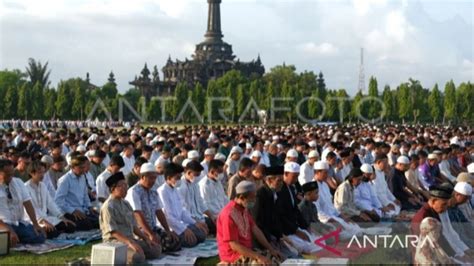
[[205, 0, 223, 42]]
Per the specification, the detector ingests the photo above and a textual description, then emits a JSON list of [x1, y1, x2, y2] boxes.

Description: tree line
[[0, 59, 472, 124]]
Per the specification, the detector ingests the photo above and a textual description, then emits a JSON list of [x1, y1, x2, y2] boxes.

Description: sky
[[0, 0, 472, 95]]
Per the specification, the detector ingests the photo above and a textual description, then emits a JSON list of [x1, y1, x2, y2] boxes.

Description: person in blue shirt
[[55, 155, 99, 231]]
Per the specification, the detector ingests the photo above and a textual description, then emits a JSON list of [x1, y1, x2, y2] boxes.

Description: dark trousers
[[64, 213, 99, 231], [8, 223, 46, 244], [205, 216, 216, 236], [46, 221, 77, 239], [178, 224, 206, 248]]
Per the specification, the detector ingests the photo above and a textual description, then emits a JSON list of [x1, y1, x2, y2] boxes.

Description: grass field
[[0, 239, 410, 265]]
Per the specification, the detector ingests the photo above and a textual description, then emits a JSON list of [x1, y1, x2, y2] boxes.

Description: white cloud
[[352, 0, 388, 16], [385, 10, 415, 43], [300, 42, 339, 56]]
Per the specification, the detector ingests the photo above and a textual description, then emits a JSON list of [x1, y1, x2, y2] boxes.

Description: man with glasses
[[0, 159, 46, 246]]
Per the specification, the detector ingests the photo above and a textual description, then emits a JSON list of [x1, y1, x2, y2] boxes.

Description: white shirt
[[371, 168, 396, 207], [298, 161, 314, 185], [120, 153, 135, 176], [24, 180, 63, 226], [439, 160, 456, 182], [96, 169, 112, 200], [315, 180, 340, 222], [158, 183, 196, 235], [42, 171, 57, 199], [198, 176, 229, 217], [439, 211, 468, 257], [336, 163, 351, 181], [354, 182, 382, 211], [260, 151, 271, 167], [177, 177, 208, 221], [0, 178, 31, 226]]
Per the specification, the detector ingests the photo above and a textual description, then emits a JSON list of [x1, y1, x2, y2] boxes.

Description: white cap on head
[[140, 163, 157, 174], [182, 159, 191, 168], [251, 150, 262, 158], [313, 161, 329, 171], [454, 182, 472, 197], [236, 180, 257, 194], [188, 150, 199, 159], [308, 150, 319, 159], [467, 163, 474, 174], [427, 154, 438, 160], [230, 146, 243, 154], [397, 156, 410, 165], [287, 149, 298, 158], [215, 153, 226, 161], [308, 140, 317, 148], [154, 158, 167, 167], [204, 148, 215, 156], [272, 135, 279, 141], [284, 162, 300, 173], [264, 140, 271, 146], [246, 143, 252, 150], [76, 145, 86, 152], [360, 163, 373, 174], [146, 133, 153, 139], [41, 155, 54, 165]]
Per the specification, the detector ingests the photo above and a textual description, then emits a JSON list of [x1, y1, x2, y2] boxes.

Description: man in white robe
[[298, 150, 318, 186]]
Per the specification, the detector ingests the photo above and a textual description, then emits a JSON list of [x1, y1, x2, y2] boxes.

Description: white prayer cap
[[236, 180, 256, 194], [313, 161, 329, 171], [360, 163, 373, 174], [264, 140, 271, 146], [308, 140, 317, 148], [308, 150, 319, 159], [41, 155, 53, 165], [251, 150, 262, 158], [154, 158, 167, 167], [146, 133, 154, 139], [204, 148, 215, 156], [287, 149, 298, 158], [76, 145, 86, 152], [467, 163, 474, 174], [427, 154, 438, 160], [456, 173, 471, 184], [396, 156, 410, 165], [188, 150, 199, 159], [272, 135, 279, 141], [284, 162, 300, 173], [215, 153, 226, 161], [246, 143, 252, 150], [158, 136, 166, 142], [454, 182, 472, 197], [230, 146, 243, 154], [140, 163, 157, 174], [182, 159, 191, 167]]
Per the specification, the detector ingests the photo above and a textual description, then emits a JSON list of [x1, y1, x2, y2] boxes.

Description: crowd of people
[[0, 122, 473, 265]]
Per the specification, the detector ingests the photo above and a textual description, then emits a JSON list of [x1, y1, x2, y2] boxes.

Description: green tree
[[427, 84, 443, 123], [55, 81, 72, 119], [382, 85, 395, 122], [191, 83, 206, 118], [367, 76, 379, 119], [72, 83, 86, 120], [4, 85, 19, 118], [44, 88, 57, 119], [443, 80, 457, 122], [31, 82, 44, 119], [26, 58, 51, 88], [398, 83, 411, 121], [17, 83, 32, 119]]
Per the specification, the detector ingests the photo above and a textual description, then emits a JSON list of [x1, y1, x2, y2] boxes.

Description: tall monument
[[130, 0, 265, 98]]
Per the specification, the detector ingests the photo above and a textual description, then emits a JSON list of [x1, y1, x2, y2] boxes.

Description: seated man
[[198, 160, 229, 221], [371, 154, 401, 217], [217, 180, 283, 265], [447, 182, 474, 248], [25, 161, 76, 239], [298, 181, 335, 238], [0, 159, 46, 246], [55, 156, 99, 231], [100, 172, 161, 264], [334, 168, 379, 224], [158, 163, 206, 248], [411, 183, 472, 262], [390, 156, 423, 211], [455, 173, 474, 222], [227, 158, 255, 200], [126, 156, 148, 187], [355, 164, 386, 218], [96, 155, 125, 203], [126, 163, 181, 253], [276, 162, 322, 255]]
